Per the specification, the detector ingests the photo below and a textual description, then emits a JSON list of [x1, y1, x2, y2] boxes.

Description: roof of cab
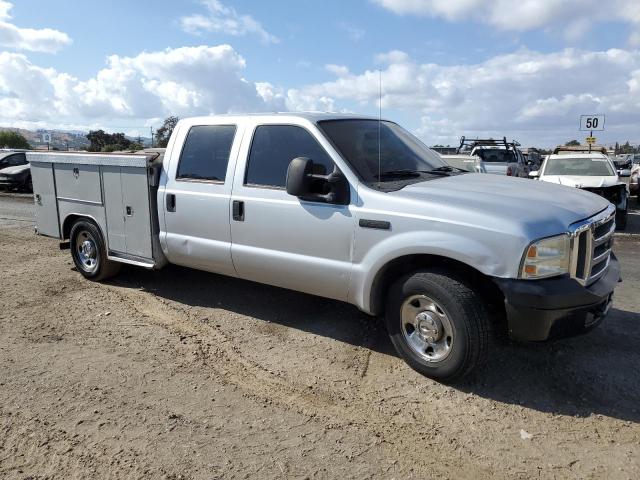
[[180, 112, 381, 123]]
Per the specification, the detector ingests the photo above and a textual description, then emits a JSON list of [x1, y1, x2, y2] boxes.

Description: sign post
[[579, 115, 605, 153]]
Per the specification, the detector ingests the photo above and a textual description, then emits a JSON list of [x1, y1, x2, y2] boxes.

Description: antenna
[[378, 69, 382, 187]]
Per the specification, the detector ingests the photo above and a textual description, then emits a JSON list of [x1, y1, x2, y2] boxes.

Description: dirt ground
[[1, 191, 639, 480]]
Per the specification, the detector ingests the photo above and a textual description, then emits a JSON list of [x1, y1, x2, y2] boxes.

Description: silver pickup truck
[[29, 113, 621, 381]]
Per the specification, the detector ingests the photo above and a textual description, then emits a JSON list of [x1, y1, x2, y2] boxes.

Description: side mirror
[[285, 157, 313, 197], [528, 170, 539, 178], [286, 157, 350, 205]]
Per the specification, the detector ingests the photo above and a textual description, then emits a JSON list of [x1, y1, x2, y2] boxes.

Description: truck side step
[[107, 251, 155, 269]]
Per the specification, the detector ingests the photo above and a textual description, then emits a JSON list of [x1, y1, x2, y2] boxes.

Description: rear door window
[[177, 125, 236, 182], [245, 125, 334, 188]]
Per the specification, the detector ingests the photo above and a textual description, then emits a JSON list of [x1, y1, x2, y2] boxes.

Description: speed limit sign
[[579, 115, 605, 131]]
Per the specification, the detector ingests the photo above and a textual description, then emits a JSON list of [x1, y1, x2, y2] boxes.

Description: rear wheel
[[385, 269, 491, 382], [70, 220, 120, 281]]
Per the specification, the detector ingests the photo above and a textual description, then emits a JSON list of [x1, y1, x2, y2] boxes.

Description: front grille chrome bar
[[568, 204, 616, 286]]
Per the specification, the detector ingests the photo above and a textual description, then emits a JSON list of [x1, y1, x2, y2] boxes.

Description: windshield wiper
[[374, 169, 423, 179], [424, 166, 466, 175], [374, 166, 466, 181]]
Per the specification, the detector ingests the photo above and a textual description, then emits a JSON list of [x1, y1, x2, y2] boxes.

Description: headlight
[[520, 234, 570, 279]]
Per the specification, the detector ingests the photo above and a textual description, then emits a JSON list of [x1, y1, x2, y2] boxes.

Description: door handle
[[126, 206, 133, 216], [232, 200, 244, 221], [166, 193, 176, 212]]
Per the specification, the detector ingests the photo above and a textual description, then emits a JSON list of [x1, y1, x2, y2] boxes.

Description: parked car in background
[[457, 137, 530, 177], [0, 151, 31, 192], [520, 147, 542, 170], [0, 150, 28, 169], [0, 163, 31, 192], [440, 154, 486, 173], [630, 163, 639, 198], [614, 154, 632, 177], [530, 150, 628, 229]]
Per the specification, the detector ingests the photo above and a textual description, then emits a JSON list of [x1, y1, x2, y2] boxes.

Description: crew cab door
[[229, 122, 355, 301], [161, 122, 242, 276]]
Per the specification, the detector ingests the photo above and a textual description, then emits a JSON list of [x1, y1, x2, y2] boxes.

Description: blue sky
[[3, 0, 640, 146]]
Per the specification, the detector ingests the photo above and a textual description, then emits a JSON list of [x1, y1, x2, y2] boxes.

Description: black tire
[[385, 269, 491, 382], [616, 208, 627, 231], [69, 220, 120, 281], [23, 174, 32, 193]]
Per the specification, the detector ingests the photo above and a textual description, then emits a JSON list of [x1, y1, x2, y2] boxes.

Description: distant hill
[[0, 127, 151, 151]]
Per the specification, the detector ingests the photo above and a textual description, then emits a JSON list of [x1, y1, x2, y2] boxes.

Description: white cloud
[[181, 0, 278, 44], [373, 0, 640, 43], [0, 45, 284, 133], [375, 50, 410, 65], [286, 48, 640, 146], [325, 64, 350, 77], [5, 38, 640, 146], [0, 0, 71, 53]]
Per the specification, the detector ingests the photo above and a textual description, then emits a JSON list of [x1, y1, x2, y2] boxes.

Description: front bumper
[[0, 177, 24, 189], [493, 254, 621, 341]]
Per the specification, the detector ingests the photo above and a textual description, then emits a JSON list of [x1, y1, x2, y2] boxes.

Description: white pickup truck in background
[[28, 113, 621, 381], [457, 137, 531, 177]]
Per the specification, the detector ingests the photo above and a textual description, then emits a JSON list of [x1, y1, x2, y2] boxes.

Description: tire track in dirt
[[102, 283, 500, 479]]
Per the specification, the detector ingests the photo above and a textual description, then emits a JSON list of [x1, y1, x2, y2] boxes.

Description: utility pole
[[150, 126, 154, 148]]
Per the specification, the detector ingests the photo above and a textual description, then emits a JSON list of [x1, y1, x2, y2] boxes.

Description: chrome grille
[[569, 205, 616, 286]]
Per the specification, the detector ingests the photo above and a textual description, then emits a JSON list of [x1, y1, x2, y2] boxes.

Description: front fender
[[349, 229, 524, 314]]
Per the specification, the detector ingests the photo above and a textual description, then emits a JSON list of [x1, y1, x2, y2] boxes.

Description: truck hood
[[539, 175, 620, 188], [387, 173, 609, 238], [0, 164, 29, 175]]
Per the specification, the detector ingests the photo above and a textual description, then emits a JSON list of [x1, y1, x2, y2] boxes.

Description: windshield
[[543, 157, 616, 176], [317, 119, 445, 183], [475, 148, 516, 163]]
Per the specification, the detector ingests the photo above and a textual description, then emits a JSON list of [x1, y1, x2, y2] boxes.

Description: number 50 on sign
[[579, 115, 605, 131]]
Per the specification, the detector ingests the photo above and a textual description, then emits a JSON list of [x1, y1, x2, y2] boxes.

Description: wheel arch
[[62, 213, 105, 242], [367, 254, 505, 318]]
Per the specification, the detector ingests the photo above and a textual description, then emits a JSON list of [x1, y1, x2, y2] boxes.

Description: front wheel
[[23, 174, 32, 193], [70, 220, 120, 281], [616, 207, 628, 231], [385, 269, 491, 382]]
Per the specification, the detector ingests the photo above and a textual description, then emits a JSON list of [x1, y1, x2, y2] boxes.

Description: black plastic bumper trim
[[493, 254, 621, 341]]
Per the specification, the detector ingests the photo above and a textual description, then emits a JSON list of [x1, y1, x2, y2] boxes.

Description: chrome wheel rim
[[400, 294, 453, 363], [76, 230, 98, 272]]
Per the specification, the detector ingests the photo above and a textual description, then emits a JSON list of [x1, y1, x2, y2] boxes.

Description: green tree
[[618, 141, 635, 154], [0, 131, 31, 149], [86, 130, 109, 152], [154, 116, 179, 148], [565, 139, 580, 146], [86, 130, 132, 152]]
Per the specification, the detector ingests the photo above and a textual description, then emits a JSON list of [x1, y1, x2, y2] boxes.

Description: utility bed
[[27, 150, 165, 268]]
